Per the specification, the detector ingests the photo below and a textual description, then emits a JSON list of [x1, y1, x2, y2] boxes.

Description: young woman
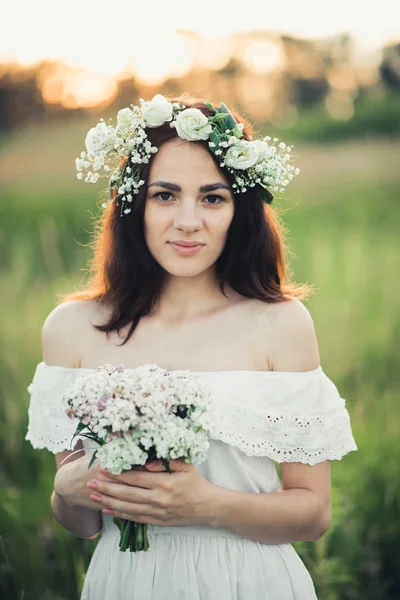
[[26, 94, 357, 599]]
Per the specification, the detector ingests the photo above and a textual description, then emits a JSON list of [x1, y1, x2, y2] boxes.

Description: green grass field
[[1, 126, 399, 599]]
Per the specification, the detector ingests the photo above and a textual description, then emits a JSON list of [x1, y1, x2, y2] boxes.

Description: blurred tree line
[[0, 31, 399, 139]]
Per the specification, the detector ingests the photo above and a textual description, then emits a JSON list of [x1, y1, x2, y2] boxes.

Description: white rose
[[116, 107, 136, 131], [172, 108, 212, 141], [252, 140, 270, 163], [85, 122, 115, 155], [141, 94, 173, 128], [224, 141, 259, 170]]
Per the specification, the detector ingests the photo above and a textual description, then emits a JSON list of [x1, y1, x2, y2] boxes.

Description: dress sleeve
[[25, 363, 83, 454], [208, 368, 358, 466]]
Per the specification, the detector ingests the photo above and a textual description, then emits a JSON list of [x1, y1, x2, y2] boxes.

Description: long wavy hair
[[62, 93, 313, 345]]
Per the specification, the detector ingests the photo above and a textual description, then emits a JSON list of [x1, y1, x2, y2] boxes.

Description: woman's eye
[[204, 195, 224, 205], [153, 192, 224, 204], [155, 192, 173, 202]]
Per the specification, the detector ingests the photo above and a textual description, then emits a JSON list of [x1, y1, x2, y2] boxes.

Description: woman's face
[[144, 137, 235, 278]]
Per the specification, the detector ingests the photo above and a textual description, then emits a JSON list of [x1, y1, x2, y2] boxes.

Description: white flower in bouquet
[[63, 363, 213, 552]]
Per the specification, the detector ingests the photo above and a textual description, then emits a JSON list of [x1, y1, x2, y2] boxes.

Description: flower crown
[[75, 94, 300, 217]]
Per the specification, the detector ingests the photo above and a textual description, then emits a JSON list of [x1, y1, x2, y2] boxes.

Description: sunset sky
[[3, 0, 398, 75]]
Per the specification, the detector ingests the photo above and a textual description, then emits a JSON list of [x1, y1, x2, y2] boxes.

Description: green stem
[[119, 519, 132, 552], [113, 516, 123, 532], [117, 519, 150, 553], [136, 522, 143, 549], [143, 525, 150, 551], [131, 522, 139, 552]]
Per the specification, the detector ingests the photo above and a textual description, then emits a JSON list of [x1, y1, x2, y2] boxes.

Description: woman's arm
[[41, 301, 103, 539], [52, 448, 103, 540], [206, 298, 330, 544], [51, 492, 101, 540], [208, 461, 331, 544]]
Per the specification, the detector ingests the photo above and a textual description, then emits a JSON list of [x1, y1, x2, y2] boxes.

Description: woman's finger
[[93, 493, 161, 520], [87, 480, 153, 504], [98, 467, 171, 489]]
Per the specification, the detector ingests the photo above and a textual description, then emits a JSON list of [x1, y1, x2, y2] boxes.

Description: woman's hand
[[86, 459, 217, 527], [54, 452, 146, 511]]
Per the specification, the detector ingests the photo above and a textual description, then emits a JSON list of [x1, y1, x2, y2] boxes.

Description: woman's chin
[[160, 259, 209, 278]]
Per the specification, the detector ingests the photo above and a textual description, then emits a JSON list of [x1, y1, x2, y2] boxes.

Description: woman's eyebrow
[[200, 183, 231, 193], [147, 181, 231, 193]]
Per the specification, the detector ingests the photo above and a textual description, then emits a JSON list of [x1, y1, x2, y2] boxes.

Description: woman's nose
[[173, 201, 202, 230]]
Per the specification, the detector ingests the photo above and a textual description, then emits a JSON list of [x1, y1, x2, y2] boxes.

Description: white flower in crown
[[224, 140, 259, 170], [141, 94, 174, 128], [85, 121, 115, 155], [172, 108, 213, 141], [116, 107, 137, 131], [76, 96, 301, 216], [252, 140, 271, 163]]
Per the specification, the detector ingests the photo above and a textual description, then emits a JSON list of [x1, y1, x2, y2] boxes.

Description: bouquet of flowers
[[62, 363, 212, 552]]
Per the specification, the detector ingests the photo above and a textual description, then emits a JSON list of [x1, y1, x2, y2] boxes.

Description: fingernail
[[103, 508, 114, 515], [87, 480, 99, 489], [90, 492, 102, 502]]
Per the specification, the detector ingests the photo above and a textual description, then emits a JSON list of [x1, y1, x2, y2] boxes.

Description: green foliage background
[[0, 103, 399, 599]]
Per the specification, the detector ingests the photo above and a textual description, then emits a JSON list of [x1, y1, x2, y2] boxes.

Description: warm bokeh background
[[1, 2, 399, 598]]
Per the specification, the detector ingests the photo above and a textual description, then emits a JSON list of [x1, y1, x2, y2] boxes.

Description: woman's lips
[[168, 242, 204, 256]]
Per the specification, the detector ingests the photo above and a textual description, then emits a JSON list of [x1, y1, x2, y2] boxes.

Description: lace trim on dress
[[206, 371, 358, 464], [209, 411, 357, 465], [25, 363, 358, 462], [25, 379, 83, 454]]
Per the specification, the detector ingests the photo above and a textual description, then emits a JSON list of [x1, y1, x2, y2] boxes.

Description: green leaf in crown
[[209, 128, 222, 149], [218, 102, 238, 132], [75, 94, 300, 212], [204, 101, 217, 113], [259, 185, 274, 205]]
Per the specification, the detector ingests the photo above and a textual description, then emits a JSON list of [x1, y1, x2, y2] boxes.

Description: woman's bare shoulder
[[41, 299, 104, 367], [250, 298, 320, 372]]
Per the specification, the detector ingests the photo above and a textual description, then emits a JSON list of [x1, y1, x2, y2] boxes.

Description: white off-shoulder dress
[[26, 362, 358, 600]]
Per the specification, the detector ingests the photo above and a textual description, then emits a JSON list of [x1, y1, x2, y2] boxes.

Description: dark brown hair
[[62, 93, 313, 344]]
